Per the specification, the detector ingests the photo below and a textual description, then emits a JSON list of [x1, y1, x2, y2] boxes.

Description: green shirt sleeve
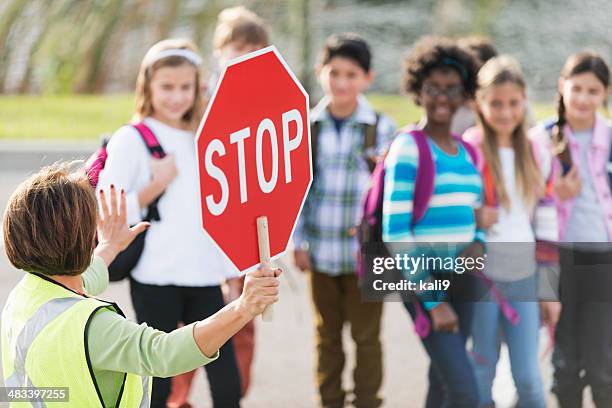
[[87, 308, 219, 378], [81, 255, 109, 296]]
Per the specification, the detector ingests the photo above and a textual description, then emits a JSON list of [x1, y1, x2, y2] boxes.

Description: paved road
[[0, 157, 574, 407]]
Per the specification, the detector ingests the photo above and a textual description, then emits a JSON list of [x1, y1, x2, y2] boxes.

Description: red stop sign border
[[194, 45, 312, 274]]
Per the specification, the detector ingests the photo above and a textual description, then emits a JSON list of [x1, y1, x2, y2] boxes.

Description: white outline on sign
[[194, 45, 312, 274]]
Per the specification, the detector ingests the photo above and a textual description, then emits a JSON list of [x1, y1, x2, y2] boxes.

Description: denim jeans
[[470, 274, 545, 408], [405, 301, 479, 408]]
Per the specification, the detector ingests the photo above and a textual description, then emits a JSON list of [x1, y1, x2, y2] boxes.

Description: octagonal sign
[[196, 46, 312, 272]]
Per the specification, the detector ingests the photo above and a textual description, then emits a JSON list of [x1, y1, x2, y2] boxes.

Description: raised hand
[[95, 184, 149, 266]]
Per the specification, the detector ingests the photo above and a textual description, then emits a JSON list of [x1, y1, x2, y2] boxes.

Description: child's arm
[[382, 134, 417, 243], [531, 135, 561, 302]]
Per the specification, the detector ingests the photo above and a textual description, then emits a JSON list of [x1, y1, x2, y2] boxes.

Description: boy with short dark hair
[[293, 33, 396, 408]]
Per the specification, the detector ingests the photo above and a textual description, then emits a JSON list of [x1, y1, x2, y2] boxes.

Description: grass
[[0, 93, 557, 140], [0, 95, 134, 140]]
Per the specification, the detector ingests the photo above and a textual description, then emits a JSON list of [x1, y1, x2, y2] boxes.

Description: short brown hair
[[213, 6, 270, 51], [3, 162, 98, 276]]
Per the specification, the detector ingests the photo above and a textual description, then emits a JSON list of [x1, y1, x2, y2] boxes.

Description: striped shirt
[[293, 95, 396, 275], [382, 131, 483, 308]]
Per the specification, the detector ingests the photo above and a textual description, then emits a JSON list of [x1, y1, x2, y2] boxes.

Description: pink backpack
[[84, 123, 166, 281]]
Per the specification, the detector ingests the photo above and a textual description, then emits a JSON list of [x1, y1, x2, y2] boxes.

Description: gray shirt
[[564, 129, 609, 243]]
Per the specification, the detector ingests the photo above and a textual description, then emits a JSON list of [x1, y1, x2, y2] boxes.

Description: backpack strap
[[311, 113, 381, 179], [310, 121, 321, 180], [410, 130, 481, 225], [362, 113, 380, 173], [410, 129, 435, 227], [133, 123, 166, 159], [481, 161, 498, 207], [131, 123, 166, 222]]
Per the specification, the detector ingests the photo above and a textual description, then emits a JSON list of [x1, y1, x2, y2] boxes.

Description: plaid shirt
[[294, 95, 396, 275]]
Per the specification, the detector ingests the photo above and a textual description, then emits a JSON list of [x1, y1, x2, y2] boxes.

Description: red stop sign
[[196, 47, 312, 272]]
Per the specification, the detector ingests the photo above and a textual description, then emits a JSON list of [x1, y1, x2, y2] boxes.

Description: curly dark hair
[[402, 36, 479, 103]]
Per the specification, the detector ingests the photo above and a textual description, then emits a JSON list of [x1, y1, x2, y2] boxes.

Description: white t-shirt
[[485, 147, 537, 281], [97, 117, 238, 286], [487, 147, 535, 243]]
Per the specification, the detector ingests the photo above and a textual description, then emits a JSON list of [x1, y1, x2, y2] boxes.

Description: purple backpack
[[357, 128, 478, 269], [357, 128, 479, 338]]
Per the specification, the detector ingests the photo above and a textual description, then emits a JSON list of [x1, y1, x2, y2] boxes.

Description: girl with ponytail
[[533, 51, 612, 408]]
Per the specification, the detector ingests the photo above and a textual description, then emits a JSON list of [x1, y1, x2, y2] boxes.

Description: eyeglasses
[[422, 83, 464, 100]]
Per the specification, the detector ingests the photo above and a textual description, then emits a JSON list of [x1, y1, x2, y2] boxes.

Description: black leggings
[[553, 247, 612, 408], [130, 279, 242, 408]]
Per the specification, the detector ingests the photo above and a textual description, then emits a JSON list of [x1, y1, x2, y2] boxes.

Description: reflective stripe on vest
[[2, 273, 151, 407], [5, 297, 81, 402], [140, 376, 149, 408]]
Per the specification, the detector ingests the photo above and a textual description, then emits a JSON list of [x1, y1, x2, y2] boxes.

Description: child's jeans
[[471, 274, 545, 408], [405, 301, 479, 408], [553, 247, 612, 408]]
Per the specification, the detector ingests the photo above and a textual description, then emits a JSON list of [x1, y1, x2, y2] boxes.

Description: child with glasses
[[382, 36, 482, 407]]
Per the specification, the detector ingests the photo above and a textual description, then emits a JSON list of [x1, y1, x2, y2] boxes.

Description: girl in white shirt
[[97, 38, 242, 408], [464, 56, 557, 408]]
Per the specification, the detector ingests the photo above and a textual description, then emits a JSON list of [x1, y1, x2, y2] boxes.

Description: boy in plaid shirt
[[293, 33, 396, 408]]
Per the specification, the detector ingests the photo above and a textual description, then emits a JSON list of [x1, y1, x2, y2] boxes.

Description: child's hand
[[293, 249, 312, 272], [151, 154, 178, 190], [458, 241, 485, 267], [95, 185, 150, 266], [554, 166, 581, 201], [475, 206, 499, 229], [429, 302, 459, 333], [238, 267, 282, 319]]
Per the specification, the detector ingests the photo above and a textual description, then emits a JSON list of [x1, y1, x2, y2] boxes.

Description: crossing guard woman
[[1, 163, 280, 407]]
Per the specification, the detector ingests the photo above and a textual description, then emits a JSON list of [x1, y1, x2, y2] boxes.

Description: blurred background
[[1, 0, 611, 139], [1, 1, 609, 406]]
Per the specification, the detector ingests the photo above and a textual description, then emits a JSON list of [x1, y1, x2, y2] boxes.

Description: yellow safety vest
[[1, 272, 151, 407]]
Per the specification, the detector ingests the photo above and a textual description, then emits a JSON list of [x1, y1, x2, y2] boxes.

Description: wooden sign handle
[[257, 216, 274, 321]]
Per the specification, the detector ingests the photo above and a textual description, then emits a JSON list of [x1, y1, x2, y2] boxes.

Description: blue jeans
[[405, 301, 479, 408], [470, 275, 545, 408]]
